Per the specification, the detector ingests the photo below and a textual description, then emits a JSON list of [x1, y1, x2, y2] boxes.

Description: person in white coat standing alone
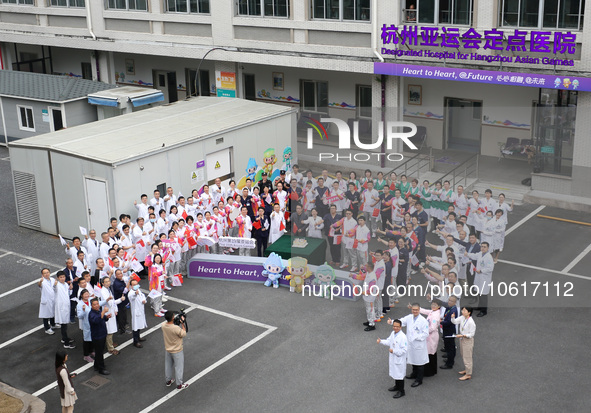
[[378, 319, 408, 399], [389, 303, 429, 388], [38, 268, 56, 335]]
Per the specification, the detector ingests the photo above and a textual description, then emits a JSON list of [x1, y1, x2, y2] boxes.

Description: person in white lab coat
[[134, 194, 151, 221], [128, 278, 147, 348], [389, 304, 429, 388], [304, 208, 324, 238], [82, 230, 100, 273], [53, 271, 75, 348], [466, 242, 495, 317], [269, 203, 286, 244], [65, 237, 88, 263], [38, 268, 56, 335], [100, 277, 125, 355], [378, 319, 408, 399], [151, 189, 165, 212]]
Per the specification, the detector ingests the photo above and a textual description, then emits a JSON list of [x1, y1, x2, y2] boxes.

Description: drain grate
[[81, 375, 111, 390]]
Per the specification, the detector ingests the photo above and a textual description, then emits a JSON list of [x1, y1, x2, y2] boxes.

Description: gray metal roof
[[0, 71, 116, 103], [9, 97, 296, 165]]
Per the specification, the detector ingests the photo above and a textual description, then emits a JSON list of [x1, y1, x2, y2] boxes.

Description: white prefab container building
[[8, 97, 296, 238]]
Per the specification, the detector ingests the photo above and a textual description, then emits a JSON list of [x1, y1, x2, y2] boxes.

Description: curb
[[0, 382, 45, 413]]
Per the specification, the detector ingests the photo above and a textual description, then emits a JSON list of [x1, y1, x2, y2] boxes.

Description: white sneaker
[[339, 263, 348, 269], [350, 267, 358, 272], [411, 270, 418, 275], [164, 287, 172, 291], [45, 328, 54, 335]]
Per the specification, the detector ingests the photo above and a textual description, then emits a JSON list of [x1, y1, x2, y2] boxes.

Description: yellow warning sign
[[191, 172, 197, 180], [215, 161, 221, 169]]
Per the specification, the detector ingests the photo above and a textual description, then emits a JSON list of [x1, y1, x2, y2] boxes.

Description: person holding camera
[[162, 310, 188, 390]]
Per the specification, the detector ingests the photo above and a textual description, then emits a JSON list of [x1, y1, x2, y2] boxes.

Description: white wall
[[9, 147, 57, 235], [50, 152, 116, 239], [401, 77, 538, 155]]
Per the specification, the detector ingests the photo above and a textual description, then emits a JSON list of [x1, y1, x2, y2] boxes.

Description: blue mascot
[[262, 253, 286, 288]]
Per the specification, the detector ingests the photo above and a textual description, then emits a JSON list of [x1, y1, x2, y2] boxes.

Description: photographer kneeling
[[162, 310, 188, 390]]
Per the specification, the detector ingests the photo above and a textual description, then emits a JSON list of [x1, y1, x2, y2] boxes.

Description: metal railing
[[431, 153, 479, 189], [385, 148, 432, 180]]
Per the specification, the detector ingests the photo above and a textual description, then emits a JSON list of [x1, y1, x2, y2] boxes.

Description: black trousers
[[443, 336, 456, 367], [42, 318, 55, 330], [70, 300, 77, 322], [411, 365, 424, 383], [380, 212, 390, 230], [327, 236, 341, 263], [92, 338, 106, 371], [479, 294, 489, 313], [116, 303, 128, 332], [424, 353, 438, 377], [254, 236, 268, 257], [417, 243, 426, 263], [60, 324, 71, 345], [394, 379, 405, 392], [133, 329, 141, 344], [83, 341, 93, 357]]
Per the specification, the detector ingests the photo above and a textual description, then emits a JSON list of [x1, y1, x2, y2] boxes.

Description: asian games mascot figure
[[286, 257, 313, 293], [262, 148, 277, 176], [313, 263, 337, 299], [245, 158, 258, 181], [283, 146, 293, 172], [262, 252, 286, 289]]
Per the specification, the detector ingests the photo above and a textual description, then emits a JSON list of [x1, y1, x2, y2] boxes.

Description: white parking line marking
[[0, 248, 62, 268], [0, 279, 40, 299], [139, 327, 277, 413], [561, 243, 591, 274], [497, 259, 591, 281], [0, 325, 45, 350], [505, 205, 546, 236]]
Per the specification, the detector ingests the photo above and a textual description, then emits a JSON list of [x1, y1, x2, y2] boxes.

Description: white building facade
[[0, 0, 590, 198]]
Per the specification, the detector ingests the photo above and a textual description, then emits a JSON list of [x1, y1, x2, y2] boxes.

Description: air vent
[[13, 171, 40, 229]]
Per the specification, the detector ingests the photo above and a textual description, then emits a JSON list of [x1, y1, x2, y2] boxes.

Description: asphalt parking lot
[[1, 146, 591, 413]]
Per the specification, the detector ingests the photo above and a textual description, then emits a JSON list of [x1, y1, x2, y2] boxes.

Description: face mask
[[487, 216, 492, 220], [132, 284, 140, 291], [150, 219, 155, 223]]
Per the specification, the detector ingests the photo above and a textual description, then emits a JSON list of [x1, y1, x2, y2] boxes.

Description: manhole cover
[[81, 375, 111, 390]]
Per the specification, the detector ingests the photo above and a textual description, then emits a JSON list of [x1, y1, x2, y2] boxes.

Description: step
[[467, 181, 529, 205]]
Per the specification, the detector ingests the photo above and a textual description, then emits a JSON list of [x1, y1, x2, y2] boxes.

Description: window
[[51, 0, 85, 6], [403, 0, 473, 25], [356, 85, 372, 118], [500, 0, 585, 30], [312, 0, 370, 21], [167, 0, 209, 13], [107, 0, 148, 11], [301, 80, 328, 114], [0, 0, 34, 4], [238, 0, 289, 17], [17, 106, 35, 132]]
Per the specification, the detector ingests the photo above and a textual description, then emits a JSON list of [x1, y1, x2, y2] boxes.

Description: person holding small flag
[[269, 203, 286, 244], [252, 207, 270, 257], [235, 206, 253, 256]]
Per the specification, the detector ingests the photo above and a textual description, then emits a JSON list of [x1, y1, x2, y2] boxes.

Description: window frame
[[301, 80, 329, 115], [107, 0, 149, 12], [0, 0, 34, 5], [356, 84, 372, 119], [499, 0, 585, 30], [17, 105, 35, 132], [237, 0, 290, 18], [50, 0, 85, 7], [402, 0, 474, 26], [311, 0, 371, 22], [166, 0, 210, 14]]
